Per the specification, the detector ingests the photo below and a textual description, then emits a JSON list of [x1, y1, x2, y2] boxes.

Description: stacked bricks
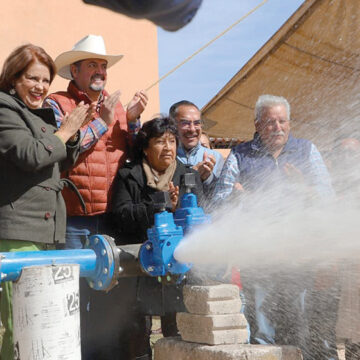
[[176, 284, 249, 345], [155, 284, 303, 360]]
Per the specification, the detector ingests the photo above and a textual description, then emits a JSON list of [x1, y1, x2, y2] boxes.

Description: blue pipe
[[0, 234, 119, 291], [0, 249, 97, 282]]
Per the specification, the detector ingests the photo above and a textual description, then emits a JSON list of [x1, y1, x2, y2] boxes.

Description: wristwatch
[[68, 131, 79, 144]]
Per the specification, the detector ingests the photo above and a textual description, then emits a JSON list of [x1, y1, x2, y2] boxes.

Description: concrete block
[[177, 311, 248, 345], [183, 285, 242, 315], [154, 338, 303, 360], [183, 284, 240, 302], [180, 327, 249, 345], [177, 312, 248, 332], [184, 298, 242, 315]]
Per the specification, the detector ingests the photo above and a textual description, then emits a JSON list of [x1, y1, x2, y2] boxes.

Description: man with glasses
[[169, 100, 224, 193]]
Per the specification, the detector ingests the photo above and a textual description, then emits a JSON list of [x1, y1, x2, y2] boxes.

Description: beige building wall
[[0, 0, 159, 121]]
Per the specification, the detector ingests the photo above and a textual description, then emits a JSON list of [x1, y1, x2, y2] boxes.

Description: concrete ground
[[149, 318, 346, 360], [0, 321, 346, 359]]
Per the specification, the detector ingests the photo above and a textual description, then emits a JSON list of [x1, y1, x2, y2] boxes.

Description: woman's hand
[[169, 181, 179, 212], [55, 101, 89, 143]]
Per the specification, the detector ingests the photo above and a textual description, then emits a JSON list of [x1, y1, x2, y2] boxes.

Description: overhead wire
[[125, 0, 270, 106]]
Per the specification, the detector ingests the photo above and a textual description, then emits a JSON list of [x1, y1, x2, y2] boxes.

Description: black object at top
[[82, 0, 203, 32], [181, 173, 196, 193], [151, 191, 172, 212]]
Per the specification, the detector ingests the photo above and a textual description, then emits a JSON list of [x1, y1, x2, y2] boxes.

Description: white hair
[[254, 95, 290, 123]]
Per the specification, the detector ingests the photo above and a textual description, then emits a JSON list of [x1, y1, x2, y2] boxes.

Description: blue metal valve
[[139, 210, 191, 277], [139, 188, 210, 277], [174, 192, 211, 234]]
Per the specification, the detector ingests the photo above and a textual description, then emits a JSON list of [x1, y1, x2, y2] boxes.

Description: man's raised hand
[[100, 90, 121, 125], [126, 90, 148, 122]]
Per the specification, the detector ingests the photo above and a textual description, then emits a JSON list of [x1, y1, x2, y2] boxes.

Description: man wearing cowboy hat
[[45, 34, 147, 247], [44, 34, 150, 359]]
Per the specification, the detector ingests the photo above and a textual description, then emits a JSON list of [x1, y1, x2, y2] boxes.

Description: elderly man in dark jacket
[[213, 94, 335, 360]]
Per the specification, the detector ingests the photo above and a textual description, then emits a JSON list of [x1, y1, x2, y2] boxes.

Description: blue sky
[[157, 0, 305, 113]]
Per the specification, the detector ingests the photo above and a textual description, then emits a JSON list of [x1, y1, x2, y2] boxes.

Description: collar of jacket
[[126, 159, 182, 188], [250, 132, 298, 155], [178, 141, 201, 158], [67, 81, 106, 107], [3, 91, 56, 120], [9, 92, 26, 108]]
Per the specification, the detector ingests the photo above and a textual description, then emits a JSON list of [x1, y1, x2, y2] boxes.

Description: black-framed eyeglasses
[[178, 119, 203, 129]]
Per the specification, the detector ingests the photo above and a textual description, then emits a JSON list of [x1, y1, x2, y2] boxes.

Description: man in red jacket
[[44, 34, 149, 359]]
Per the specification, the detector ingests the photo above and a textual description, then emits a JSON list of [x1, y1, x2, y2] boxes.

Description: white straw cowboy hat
[[55, 34, 123, 80]]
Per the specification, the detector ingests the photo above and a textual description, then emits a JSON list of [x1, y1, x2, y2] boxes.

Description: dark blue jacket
[[233, 133, 313, 193]]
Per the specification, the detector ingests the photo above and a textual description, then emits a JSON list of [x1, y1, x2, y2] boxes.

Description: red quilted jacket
[[47, 82, 129, 216]]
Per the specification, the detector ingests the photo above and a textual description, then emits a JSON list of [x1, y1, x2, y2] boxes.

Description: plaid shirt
[[213, 134, 334, 202], [43, 97, 140, 153]]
